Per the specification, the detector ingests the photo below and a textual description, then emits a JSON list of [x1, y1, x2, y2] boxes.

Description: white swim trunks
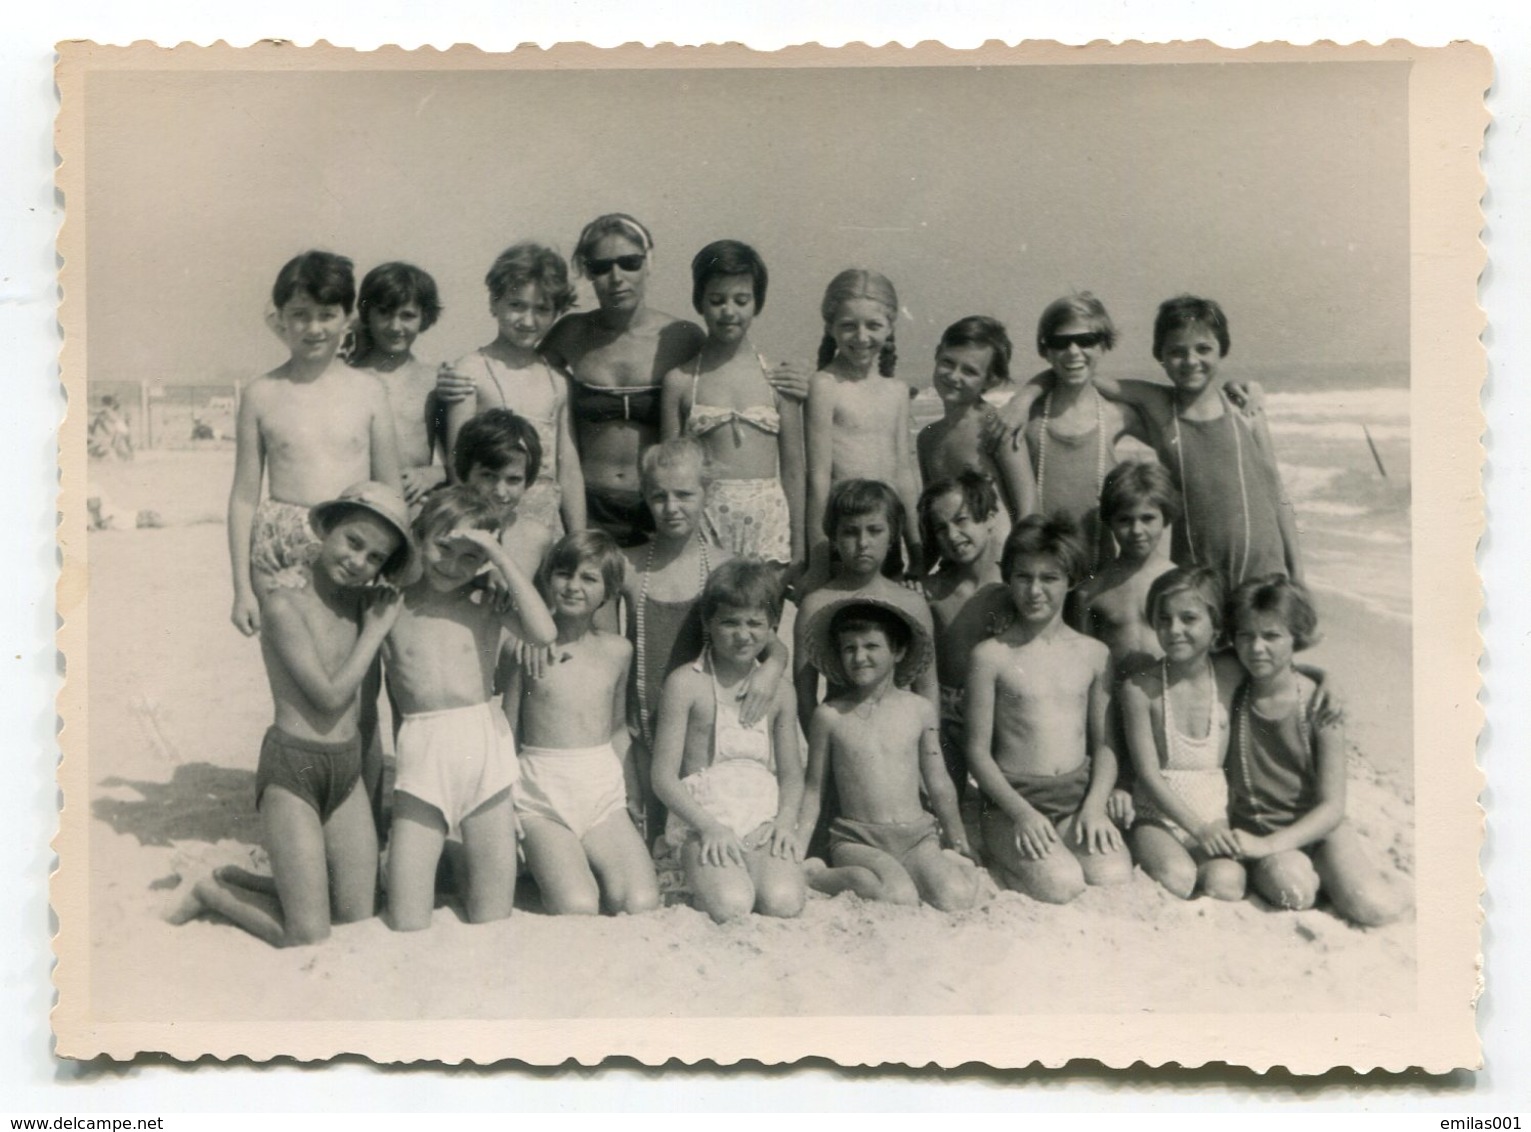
[[515, 743, 630, 841], [394, 701, 519, 840]]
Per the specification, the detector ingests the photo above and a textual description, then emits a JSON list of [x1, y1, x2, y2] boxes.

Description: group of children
[[185, 235, 1407, 947]]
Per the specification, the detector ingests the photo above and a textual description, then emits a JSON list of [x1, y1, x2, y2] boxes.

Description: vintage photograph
[[53, 41, 1484, 1069]]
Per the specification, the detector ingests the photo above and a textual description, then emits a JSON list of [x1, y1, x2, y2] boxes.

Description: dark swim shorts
[[255, 726, 363, 823], [988, 760, 1091, 825], [828, 813, 940, 864]]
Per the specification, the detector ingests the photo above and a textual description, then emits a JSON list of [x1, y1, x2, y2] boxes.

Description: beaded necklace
[[634, 533, 712, 747], [1036, 386, 1108, 566], [1232, 674, 1312, 830], [1171, 390, 1253, 584]]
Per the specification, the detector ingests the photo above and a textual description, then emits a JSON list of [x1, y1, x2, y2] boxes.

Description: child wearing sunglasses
[[1015, 294, 1150, 576]]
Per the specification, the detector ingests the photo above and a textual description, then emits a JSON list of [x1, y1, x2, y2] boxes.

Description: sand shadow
[[93, 762, 260, 847]]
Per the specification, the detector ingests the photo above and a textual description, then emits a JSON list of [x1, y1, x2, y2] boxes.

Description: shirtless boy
[[382, 487, 558, 930], [174, 482, 414, 945], [229, 251, 402, 636], [966, 515, 1134, 904], [1071, 461, 1180, 676], [919, 471, 1014, 799], [797, 599, 980, 911]]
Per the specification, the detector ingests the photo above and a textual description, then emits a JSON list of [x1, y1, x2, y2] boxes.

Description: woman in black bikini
[[538, 214, 704, 546]]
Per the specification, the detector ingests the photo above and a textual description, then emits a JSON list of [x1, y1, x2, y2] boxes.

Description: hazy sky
[[83, 59, 1409, 387]]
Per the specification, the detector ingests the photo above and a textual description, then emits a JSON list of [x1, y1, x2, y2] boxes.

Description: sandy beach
[[81, 449, 1415, 1025]]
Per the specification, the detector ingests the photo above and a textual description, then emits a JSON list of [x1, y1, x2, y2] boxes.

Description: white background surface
[[2, 1, 1523, 1112]]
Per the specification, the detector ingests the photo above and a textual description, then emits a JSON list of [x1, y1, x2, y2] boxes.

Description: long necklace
[[634, 533, 712, 747], [1036, 386, 1108, 565], [1233, 674, 1311, 830], [1171, 390, 1252, 582]]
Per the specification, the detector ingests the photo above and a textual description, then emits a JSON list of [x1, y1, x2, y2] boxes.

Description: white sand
[[82, 450, 1415, 1024]]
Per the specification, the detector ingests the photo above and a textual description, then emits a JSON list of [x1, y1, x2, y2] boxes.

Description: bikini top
[[571, 378, 662, 427], [685, 354, 781, 441]]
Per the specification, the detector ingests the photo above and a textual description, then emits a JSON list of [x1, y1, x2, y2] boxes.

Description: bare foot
[[163, 879, 208, 925], [802, 857, 828, 879]]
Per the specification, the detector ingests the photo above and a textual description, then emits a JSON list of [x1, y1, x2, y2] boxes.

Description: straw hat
[[804, 590, 934, 690], [310, 481, 419, 584]]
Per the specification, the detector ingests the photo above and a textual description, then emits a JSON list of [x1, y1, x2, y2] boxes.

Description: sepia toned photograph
[[52, 40, 1486, 1070]]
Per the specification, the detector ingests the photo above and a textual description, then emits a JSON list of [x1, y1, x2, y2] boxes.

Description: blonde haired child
[[662, 240, 806, 565], [618, 437, 788, 837], [804, 269, 923, 572]]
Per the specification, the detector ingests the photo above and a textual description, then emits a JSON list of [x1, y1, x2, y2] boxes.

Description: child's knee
[[925, 868, 980, 913], [1254, 856, 1319, 911], [695, 875, 756, 923], [1329, 877, 1409, 927], [877, 871, 922, 907], [1146, 854, 1198, 900], [754, 875, 807, 919], [612, 875, 661, 916], [543, 885, 601, 916], [1199, 858, 1248, 902], [1081, 847, 1134, 888], [1012, 857, 1086, 905]]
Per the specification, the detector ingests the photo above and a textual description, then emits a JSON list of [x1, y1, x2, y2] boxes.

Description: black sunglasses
[[1045, 332, 1106, 351], [586, 254, 647, 277]]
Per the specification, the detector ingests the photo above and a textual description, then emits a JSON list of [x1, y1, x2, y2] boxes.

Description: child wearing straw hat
[[795, 597, 981, 911], [171, 481, 415, 946]]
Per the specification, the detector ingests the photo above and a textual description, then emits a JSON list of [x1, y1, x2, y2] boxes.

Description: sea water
[[912, 360, 1411, 624]]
